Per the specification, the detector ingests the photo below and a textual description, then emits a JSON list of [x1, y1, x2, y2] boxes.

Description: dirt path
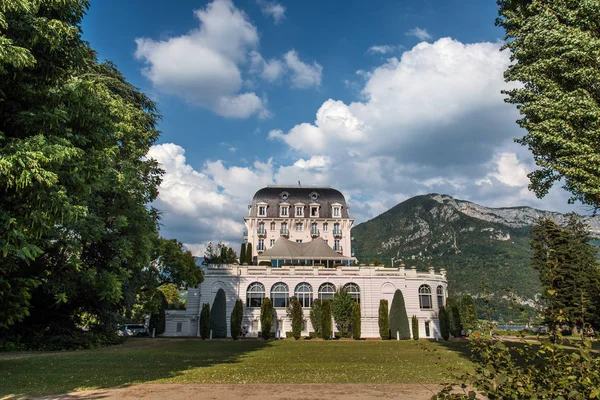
[[34, 383, 443, 400]]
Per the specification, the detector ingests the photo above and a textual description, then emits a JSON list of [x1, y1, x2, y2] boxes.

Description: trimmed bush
[[411, 315, 419, 340], [210, 288, 227, 338], [200, 303, 210, 339], [332, 289, 354, 335], [351, 302, 361, 340], [439, 306, 450, 340], [447, 297, 462, 337], [245, 243, 253, 265], [286, 296, 303, 340], [321, 300, 333, 340], [240, 243, 247, 264], [378, 299, 390, 339], [309, 299, 323, 337], [258, 261, 272, 266], [260, 297, 274, 340], [389, 290, 411, 340], [149, 290, 167, 335], [230, 299, 243, 340], [308, 331, 318, 339], [285, 331, 294, 338]]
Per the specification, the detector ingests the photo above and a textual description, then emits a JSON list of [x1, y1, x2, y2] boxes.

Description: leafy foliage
[[260, 297, 274, 339], [447, 297, 462, 337], [149, 291, 167, 335], [286, 296, 303, 340], [458, 295, 478, 331], [378, 299, 390, 339], [158, 283, 185, 310], [210, 289, 227, 338], [351, 302, 361, 340], [245, 243, 253, 265], [496, 0, 600, 209], [309, 299, 323, 337], [389, 290, 410, 340], [240, 243, 247, 264], [230, 299, 243, 340], [332, 289, 355, 335], [321, 300, 332, 340], [199, 303, 210, 340], [439, 307, 450, 340], [203, 242, 237, 265], [411, 315, 419, 340]]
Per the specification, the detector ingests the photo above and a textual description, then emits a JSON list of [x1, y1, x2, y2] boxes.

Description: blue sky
[[82, 0, 580, 254]]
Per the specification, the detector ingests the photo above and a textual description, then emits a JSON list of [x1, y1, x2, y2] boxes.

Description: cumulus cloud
[[367, 45, 402, 55], [284, 50, 323, 88], [134, 0, 267, 118], [406, 27, 432, 41], [257, 0, 286, 24]]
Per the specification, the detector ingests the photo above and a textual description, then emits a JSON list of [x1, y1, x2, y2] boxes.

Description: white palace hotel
[[165, 186, 448, 339]]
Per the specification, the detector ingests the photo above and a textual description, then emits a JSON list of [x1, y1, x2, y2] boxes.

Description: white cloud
[[257, 0, 285, 24], [367, 45, 401, 55], [406, 27, 432, 41], [491, 152, 531, 187], [134, 0, 267, 118], [284, 50, 323, 88]]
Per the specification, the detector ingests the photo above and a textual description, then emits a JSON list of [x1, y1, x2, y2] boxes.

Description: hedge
[[389, 290, 410, 340]]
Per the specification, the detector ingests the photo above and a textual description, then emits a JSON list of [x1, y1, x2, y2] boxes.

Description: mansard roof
[[249, 185, 350, 218]]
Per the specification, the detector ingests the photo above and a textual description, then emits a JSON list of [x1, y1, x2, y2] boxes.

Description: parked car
[[117, 324, 149, 337]]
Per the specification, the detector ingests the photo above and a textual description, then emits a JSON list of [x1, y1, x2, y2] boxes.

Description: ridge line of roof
[[265, 185, 332, 189]]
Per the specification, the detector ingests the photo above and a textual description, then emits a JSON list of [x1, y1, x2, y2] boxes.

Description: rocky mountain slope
[[352, 194, 600, 312]]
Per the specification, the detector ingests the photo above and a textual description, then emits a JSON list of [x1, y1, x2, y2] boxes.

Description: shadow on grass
[[0, 338, 270, 399]]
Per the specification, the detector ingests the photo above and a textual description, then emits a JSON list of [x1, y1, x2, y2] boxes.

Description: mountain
[[352, 194, 600, 315]]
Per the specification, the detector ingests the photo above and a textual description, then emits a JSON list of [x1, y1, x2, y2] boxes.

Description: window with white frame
[[311, 206, 318, 217], [318, 283, 336, 300], [271, 282, 289, 308], [295, 222, 303, 231], [333, 207, 340, 217], [323, 223, 328, 232], [437, 286, 444, 308], [296, 206, 303, 217], [280, 206, 288, 216], [258, 206, 266, 216], [281, 222, 288, 234], [270, 239, 275, 247], [344, 283, 360, 304], [334, 239, 340, 251], [295, 283, 313, 308], [258, 222, 265, 234], [257, 239, 265, 251], [247, 282, 265, 308], [419, 285, 433, 310], [270, 222, 276, 231]]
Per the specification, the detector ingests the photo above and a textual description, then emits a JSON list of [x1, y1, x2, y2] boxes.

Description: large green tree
[[332, 289, 354, 335], [497, 0, 600, 208]]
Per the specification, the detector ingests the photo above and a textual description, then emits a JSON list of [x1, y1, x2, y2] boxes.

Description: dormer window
[[311, 206, 319, 217], [259, 206, 266, 216], [280, 205, 289, 217], [296, 206, 303, 217], [333, 207, 340, 217]]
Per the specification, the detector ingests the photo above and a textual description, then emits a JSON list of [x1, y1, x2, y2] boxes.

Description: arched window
[[419, 285, 432, 310], [295, 283, 313, 307], [437, 286, 444, 308], [318, 283, 336, 300], [344, 283, 360, 304], [271, 282, 289, 308], [247, 282, 265, 308]]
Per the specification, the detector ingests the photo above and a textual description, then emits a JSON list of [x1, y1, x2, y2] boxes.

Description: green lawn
[[0, 338, 472, 398]]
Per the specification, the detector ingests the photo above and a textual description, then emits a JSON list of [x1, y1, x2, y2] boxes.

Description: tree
[[411, 315, 419, 340], [203, 242, 237, 265], [200, 303, 210, 339], [351, 303, 361, 340], [230, 299, 243, 340], [439, 307, 450, 340], [496, 0, 600, 209], [447, 297, 462, 337], [149, 291, 167, 335], [239, 243, 247, 264], [260, 297, 273, 339], [245, 243, 253, 265], [332, 289, 354, 335], [151, 238, 203, 287], [321, 300, 333, 340], [0, 1, 198, 349], [158, 283, 183, 309], [378, 299, 390, 339], [287, 296, 303, 340], [309, 299, 324, 337], [458, 295, 478, 331], [389, 290, 410, 340], [210, 289, 227, 338]]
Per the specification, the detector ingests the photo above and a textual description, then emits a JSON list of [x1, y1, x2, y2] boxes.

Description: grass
[[0, 338, 471, 398]]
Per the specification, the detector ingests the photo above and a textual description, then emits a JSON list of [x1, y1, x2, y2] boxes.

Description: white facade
[[164, 264, 448, 339]]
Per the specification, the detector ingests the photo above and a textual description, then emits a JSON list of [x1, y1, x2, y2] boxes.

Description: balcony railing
[[334, 245, 343, 253], [280, 228, 289, 237], [332, 229, 342, 238], [257, 228, 266, 237], [310, 228, 320, 237]]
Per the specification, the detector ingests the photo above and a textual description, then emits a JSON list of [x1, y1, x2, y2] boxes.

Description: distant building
[[164, 185, 448, 339]]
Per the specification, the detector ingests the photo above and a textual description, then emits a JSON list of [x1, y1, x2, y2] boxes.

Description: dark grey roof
[[249, 186, 349, 218], [257, 237, 353, 260]]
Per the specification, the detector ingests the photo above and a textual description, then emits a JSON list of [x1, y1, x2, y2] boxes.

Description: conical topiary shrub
[[245, 243, 253, 265], [210, 288, 227, 338], [240, 243, 247, 264], [411, 315, 419, 340], [378, 299, 389, 339], [200, 303, 210, 339], [389, 290, 410, 340], [231, 299, 244, 339], [439, 306, 450, 340]]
